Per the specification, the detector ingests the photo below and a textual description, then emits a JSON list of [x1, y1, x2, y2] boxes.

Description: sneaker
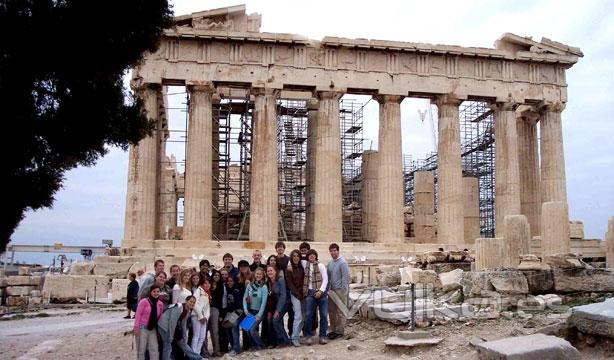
[[319, 337, 329, 345], [292, 339, 301, 347], [304, 337, 314, 345], [123, 315, 131, 319], [227, 351, 238, 357]]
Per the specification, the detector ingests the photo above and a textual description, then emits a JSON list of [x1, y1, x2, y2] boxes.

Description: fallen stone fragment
[[384, 330, 443, 347], [476, 333, 580, 360], [568, 298, 614, 338]]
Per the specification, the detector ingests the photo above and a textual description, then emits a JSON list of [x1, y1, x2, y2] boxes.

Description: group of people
[[128, 241, 350, 359]]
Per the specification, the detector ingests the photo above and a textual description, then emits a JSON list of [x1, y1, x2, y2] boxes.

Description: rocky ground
[[1, 305, 612, 360]]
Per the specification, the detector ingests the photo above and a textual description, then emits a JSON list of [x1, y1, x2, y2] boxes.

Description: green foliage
[[0, 0, 174, 251]]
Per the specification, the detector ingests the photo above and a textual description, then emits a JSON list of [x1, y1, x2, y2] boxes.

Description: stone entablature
[[135, 8, 581, 103]]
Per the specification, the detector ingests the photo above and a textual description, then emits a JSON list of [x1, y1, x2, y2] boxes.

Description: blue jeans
[[267, 311, 289, 345], [304, 289, 328, 338], [226, 323, 240, 353], [247, 309, 265, 349]]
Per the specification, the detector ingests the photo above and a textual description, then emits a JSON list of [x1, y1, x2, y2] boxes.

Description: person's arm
[[319, 263, 328, 293], [193, 289, 205, 320], [341, 261, 350, 290], [275, 281, 287, 315], [257, 285, 268, 319], [203, 294, 210, 321], [243, 286, 249, 314], [133, 298, 146, 333]]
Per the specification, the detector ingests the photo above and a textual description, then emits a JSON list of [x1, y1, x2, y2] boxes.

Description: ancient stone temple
[[122, 5, 586, 262]]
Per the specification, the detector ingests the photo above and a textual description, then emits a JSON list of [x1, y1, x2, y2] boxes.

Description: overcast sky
[[11, 0, 614, 264]]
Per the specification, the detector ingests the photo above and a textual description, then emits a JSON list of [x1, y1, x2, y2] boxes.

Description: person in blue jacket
[[242, 267, 268, 350]]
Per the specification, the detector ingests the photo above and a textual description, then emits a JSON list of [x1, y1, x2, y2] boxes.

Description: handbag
[[222, 310, 241, 328]]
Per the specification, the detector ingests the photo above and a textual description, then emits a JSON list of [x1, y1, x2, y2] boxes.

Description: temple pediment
[[495, 33, 583, 58], [174, 4, 261, 33]]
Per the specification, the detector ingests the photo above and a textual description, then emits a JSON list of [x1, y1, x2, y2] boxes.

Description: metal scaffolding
[[404, 100, 496, 238], [277, 99, 309, 242], [340, 98, 365, 242]]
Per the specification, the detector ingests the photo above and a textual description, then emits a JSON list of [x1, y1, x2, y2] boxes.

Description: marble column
[[123, 84, 161, 247], [540, 102, 568, 204], [361, 150, 379, 242], [313, 91, 343, 243], [463, 176, 480, 244], [541, 201, 570, 256], [516, 106, 541, 237], [249, 87, 279, 243], [414, 171, 435, 244], [493, 102, 521, 237], [502, 214, 530, 267], [375, 95, 405, 243], [475, 238, 503, 270], [305, 99, 318, 241], [435, 95, 464, 245], [183, 84, 215, 241]]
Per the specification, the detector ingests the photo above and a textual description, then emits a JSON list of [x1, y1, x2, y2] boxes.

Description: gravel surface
[[1, 306, 612, 359]]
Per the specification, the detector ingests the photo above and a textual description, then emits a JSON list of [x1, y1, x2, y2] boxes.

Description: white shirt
[[172, 284, 192, 305]]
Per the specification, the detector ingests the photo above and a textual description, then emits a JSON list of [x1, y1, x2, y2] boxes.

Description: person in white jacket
[[191, 276, 211, 353]]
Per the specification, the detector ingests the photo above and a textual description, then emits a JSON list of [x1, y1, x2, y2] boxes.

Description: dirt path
[[1, 306, 612, 359]]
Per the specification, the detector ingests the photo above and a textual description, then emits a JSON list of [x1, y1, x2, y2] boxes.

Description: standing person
[[198, 259, 211, 279], [166, 265, 181, 290], [302, 249, 329, 345], [326, 243, 350, 340], [285, 250, 305, 347], [140, 271, 170, 304], [134, 285, 164, 360], [172, 269, 192, 305], [237, 260, 252, 351], [299, 242, 310, 261], [125, 273, 139, 319], [242, 267, 268, 350], [224, 276, 242, 356], [222, 253, 239, 281], [191, 277, 211, 354], [275, 241, 290, 271], [249, 250, 266, 272], [218, 269, 230, 354], [204, 270, 222, 357], [190, 273, 201, 294], [138, 259, 165, 299], [265, 265, 290, 347]]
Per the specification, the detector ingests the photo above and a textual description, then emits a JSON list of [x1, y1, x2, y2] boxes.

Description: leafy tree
[[0, 0, 173, 251]]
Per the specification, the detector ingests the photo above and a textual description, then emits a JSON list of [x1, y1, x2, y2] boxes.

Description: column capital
[[489, 101, 519, 112], [434, 93, 463, 107], [131, 81, 161, 95], [516, 105, 540, 123], [374, 94, 404, 104], [186, 81, 215, 94], [306, 98, 319, 110], [538, 100, 566, 113], [251, 86, 280, 97], [316, 90, 344, 101]]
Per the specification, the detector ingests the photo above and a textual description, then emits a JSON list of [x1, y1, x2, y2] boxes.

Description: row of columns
[[124, 83, 568, 248]]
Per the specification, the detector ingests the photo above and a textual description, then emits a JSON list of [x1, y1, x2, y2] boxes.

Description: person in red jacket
[[134, 285, 164, 360]]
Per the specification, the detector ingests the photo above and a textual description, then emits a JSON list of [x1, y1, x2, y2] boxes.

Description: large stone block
[[553, 268, 614, 293], [475, 238, 503, 270], [92, 262, 132, 279], [6, 286, 37, 296], [128, 261, 147, 275], [6, 276, 33, 286], [502, 215, 530, 267], [569, 220, 584, 239], [7, 296, 28, 307], [93, 256, 139, 265], [521, 270, 554, 294], [568, 298, 614, 338], [376, 265, 401, 286], [606, 217, 614, 268], [488, 271, 529, 295], [476, 334, 580, 360], [180, 259, 201, 271], [69, 262, 94, 275], [112, 279, 130, 302], [461, 271, 495, 298], [42, 275, 111, 301], [0, 277, 6, 288], [439, 269, 463, 292], [401, 268, 440, 288]]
